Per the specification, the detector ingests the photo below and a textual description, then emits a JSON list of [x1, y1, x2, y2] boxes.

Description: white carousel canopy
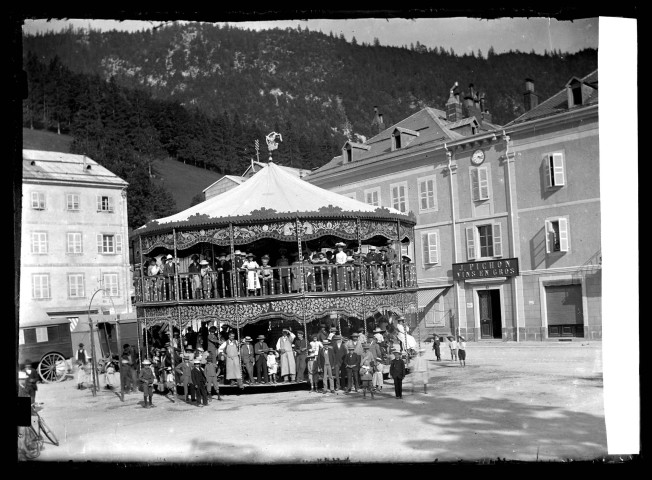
[[143, 161, 407, 227]]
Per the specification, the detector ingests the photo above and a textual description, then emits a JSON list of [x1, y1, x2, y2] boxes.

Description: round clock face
[[471, 149, 485, 165]]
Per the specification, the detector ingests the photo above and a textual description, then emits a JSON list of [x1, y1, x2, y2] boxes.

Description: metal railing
[[134, 263, 417, 303]]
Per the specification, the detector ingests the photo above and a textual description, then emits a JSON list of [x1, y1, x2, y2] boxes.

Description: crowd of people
[[137, 240, 416, 301]]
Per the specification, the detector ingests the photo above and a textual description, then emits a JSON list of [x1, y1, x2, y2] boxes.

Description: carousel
[[131, 160, 419, 394]]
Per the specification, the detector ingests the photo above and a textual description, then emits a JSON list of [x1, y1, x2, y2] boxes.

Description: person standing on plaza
[[276, 328, 296, 382], [119, 348, 133, 394], [293, 331, 309, 382], [448, 336, 458, 361], [411, 348, 429, 394], [240, 336, 255, 384], [331, 334, 347, 391], [139, 359, 156, 408], [219, 331, 244, 388], [457, 335, 467, 367], [344, 345, 361, 393], [75, 343, 90, 390], [359, 343, 376, 398], [254, 335, 270, 384], [390, 348, 406, 399], [372, 357, 384, 392], [432, 335, 441, 361], [204, 354, 222, 401], [207, 326, 220, 362], [318, 339, 336, 394], [175, 354, 194, 402], [191, 359, 208, 407], [23, 362, 39, 405], [307, 349, 319, 393]]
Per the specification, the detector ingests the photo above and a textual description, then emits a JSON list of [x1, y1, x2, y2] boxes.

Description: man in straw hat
[[318, 339, 336, 394], [218, 331, 244, 388], [139, 359, 156, 408], [344, 344, 361, 393], [276, 327, 296, 382], [240, 336, 255, 384], [205, 353, 222, 401], [389, 348, 406, 399], [254, 334, 270, 384], [331, 334, 347, 391], [191, 359, 208, 407], [293, 330, 309, 382], [75, 342, 90, 390], [175, 353, 194, 402]]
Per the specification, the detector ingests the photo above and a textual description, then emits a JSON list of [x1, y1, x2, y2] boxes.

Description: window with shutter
[[466, 227, 476, 260], [492, 223, 503, 257], [545, 218, 570, 253], [545, 153, 566, 188], [478, 225, 494, 257], [558, 218, 569, 251], [426, 232, 439, 264], [418, 176, 437, 212], [390, 182, 408, 212], [103, 273, 119, 296], [31, 192, 45, 210], [97, 234, 104, 253], [116, 234, 123, 253], [66, 193, 80, 211], [478, 167, 489, 200]]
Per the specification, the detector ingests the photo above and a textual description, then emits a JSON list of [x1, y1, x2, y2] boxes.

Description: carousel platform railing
[[134, 263, 417, 303]]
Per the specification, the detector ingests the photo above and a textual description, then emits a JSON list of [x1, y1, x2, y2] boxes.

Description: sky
[[21, 17, 598, 55]]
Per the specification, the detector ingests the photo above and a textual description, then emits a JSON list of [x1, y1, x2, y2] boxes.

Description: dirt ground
[[23, 341, 606, 464]]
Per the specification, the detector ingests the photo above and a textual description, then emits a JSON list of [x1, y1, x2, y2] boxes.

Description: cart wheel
[[38, 353, 67, 383]]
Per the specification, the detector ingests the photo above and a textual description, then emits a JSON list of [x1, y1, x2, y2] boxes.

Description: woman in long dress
[[276, 328, 296, 382], [242, 253, 261, 295]]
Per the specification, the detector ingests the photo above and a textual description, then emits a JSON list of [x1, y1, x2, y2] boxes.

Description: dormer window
[[393, 130, 402, 149], [565, 77, 595, 108], [341, 141, 370, 164], [391, 127, 419, 151]]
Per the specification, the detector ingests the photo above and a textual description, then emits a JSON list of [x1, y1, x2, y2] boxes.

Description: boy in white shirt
[[457, 335, 467, 367], [448, 336, 458, 361]]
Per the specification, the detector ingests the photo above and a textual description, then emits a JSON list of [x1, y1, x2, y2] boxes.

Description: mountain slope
[[23, 23, 598, 142], [21, 128, 221, 211]]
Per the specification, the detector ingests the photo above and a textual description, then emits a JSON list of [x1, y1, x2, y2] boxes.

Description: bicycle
[[17, 403, 59, 460]]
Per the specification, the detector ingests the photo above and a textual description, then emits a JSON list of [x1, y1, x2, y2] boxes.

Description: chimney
[[524, 78, 539, 111], [479, 93, 486, 112], [446, 82, 463, 122], [372, 106, 384, 134]]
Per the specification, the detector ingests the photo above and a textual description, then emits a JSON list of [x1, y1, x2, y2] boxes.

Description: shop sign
[[453, 258, 519, 281]]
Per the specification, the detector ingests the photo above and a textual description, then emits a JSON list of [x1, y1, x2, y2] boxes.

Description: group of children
[[431, 334, 467, 367]]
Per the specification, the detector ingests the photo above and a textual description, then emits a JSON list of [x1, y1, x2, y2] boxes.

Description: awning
[[417, 287, 449, 311]]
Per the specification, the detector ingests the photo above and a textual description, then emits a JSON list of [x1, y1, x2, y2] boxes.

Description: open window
[[544, 153, 565, 189], [466, 223, 503, 260], [545, 217, 570, 253]]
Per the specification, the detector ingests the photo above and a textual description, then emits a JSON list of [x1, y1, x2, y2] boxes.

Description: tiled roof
[[202, 175, 245, 193], [445, 117, 478, 129], [310, 107, 465, 176], [23, 150, 128, 187], [507, 70, 598, 126]]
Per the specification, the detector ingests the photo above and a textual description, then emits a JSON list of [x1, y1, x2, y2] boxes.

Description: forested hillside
[[21, 23, 597, 228]]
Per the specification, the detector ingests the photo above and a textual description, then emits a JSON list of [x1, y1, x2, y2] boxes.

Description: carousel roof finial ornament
[[266, 131, 283, 162]]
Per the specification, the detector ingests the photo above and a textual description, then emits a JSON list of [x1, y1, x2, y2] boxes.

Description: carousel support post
[[229, 223, 238, 298], [295, 217, 304, 293], [144, 316, 149, 360], [168, 314, 176, 402], [138, 236, 145, 302], [136, 314, 142, 365], [235, 306, 244, 388], [173, 228, 180, 301]]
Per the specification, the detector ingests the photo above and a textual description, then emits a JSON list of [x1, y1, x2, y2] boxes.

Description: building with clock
[[306, 71, 601, 342]]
